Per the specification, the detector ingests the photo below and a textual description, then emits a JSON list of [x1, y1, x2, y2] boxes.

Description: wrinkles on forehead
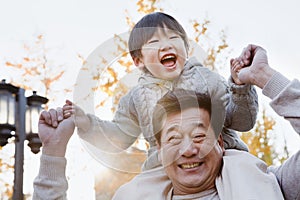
[[164, 121, 207, 135], [161, 108, 211, 139]]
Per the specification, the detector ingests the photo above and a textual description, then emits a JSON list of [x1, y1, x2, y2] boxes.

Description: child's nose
[[159, 40, 172, 51]]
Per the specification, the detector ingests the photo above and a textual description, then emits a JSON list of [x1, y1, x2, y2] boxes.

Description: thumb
[[65, 99, 74, 105]]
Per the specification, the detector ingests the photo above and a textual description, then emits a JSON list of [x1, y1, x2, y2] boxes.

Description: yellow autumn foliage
[[240, 110, 288, 166]]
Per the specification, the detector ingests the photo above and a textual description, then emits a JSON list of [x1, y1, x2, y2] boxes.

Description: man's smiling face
[[159, 107, 224, 195]]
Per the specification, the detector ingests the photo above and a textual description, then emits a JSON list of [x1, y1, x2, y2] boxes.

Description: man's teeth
[[180, 163, 200, 169]]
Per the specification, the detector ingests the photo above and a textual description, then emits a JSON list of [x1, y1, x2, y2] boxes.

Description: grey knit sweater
[[78, 57, 258, 170]]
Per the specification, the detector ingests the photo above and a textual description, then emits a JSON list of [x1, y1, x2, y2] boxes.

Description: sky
[[1, 0, 300, 199]]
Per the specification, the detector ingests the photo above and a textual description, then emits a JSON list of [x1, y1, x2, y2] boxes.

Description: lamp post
[[0, 79, 48, 200]]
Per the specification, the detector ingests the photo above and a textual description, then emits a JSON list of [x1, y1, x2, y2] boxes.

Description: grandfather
[[150, 45, 300, 200], [33, 44, 300, 200]]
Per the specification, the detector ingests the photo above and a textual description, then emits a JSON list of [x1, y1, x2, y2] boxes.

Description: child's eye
[[170, 36, 180, 39], [148, 39, 159, 44]]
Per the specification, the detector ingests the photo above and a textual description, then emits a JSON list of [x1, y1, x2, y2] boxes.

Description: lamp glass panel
[[8, 95, 15, 125], [30, 106, 40, 134], [25, 107, 31, 134], [0, 92, 8, 124]]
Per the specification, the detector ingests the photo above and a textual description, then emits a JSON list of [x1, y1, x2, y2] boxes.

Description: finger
[[230, 59, 236, 70], [239, 60, 244, 66], [233, 59, 242, 70], [230, 58, 238, 68], [63, 104, 73, 110], [249, 44, 259, 53], [49, 108, 58, 127], [243, 44, 261, 65], [56, 107, 64, 122], [233, 63, 239, 71], [231, 58, 239, 68], [63, 105, 75, 118], [63, 110, 72, 118], [39, 110, 51, 124], [66, 99, 73, 105], [64, 100, 76, 115], [241, 49, 252, 65], [234, 66, 242, 73], [245, 48, 251, 59], [230, 69, 243, 85], [230, 58, 235, 65]]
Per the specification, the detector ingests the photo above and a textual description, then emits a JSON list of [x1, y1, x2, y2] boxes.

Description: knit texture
[[78, 57, 258, 170]]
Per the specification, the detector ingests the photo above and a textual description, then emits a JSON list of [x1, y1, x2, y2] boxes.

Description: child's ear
[[133, 57, 145, 70], [157, 143, 162, 163]]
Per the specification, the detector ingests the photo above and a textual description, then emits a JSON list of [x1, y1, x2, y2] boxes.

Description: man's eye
[[168, 135, 177, 141], [193, 134, 206, 142], [168, 135, 181, 144]]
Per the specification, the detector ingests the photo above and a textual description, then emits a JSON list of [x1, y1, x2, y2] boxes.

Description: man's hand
[[232, 44, 276, 88], [39, 108, 75, 157]]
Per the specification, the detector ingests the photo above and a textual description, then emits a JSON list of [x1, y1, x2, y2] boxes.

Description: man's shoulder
[[223, 149, 267, 169]]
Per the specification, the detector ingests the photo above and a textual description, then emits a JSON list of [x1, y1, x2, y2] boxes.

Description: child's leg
[[112, 166, 171, 200]]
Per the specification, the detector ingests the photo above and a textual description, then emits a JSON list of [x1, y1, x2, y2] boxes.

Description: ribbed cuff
[[38, 154, 67, 180], [262, 72, 290, 99], [229, 77, 251, 95]]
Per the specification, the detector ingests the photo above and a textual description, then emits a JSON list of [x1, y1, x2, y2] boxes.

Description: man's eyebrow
[[165, 121, 206, 133], [194, 122, 206, 128], [165, 125, 179, 134]]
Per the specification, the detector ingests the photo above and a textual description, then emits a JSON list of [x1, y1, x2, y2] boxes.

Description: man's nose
[[180, 139, 199, 158]]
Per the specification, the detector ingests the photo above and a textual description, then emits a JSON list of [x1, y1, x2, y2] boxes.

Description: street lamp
[[26, 91, 48, 154], [0, 80, 18, 146], [0, 79, 48, 200]]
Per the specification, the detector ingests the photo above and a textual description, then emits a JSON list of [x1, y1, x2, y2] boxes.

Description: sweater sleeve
[[33, 155, 68, 200], [264, 72, 300, 200], [263, 72, 300, 134], [77, 89, 141, 152], [225, 78, 258, 131], [199, 68, 254, 151]]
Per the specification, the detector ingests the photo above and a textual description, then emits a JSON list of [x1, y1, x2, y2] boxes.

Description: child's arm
[[222, 60, 259, 131], [63, 91, 141, 153], [199, 67, 258, 132]]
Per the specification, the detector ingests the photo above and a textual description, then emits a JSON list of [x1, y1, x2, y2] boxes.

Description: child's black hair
[[128, 12, 189, 59]]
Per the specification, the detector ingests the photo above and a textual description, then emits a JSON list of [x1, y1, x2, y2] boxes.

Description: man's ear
[[133, 57, 145, 70], [156, 140, 161, 150], [217, 134, 225, 152], [156, 141, 162, 162]]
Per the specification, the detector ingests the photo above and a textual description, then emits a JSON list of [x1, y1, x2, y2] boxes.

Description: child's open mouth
[[160, 54, 177, 69]]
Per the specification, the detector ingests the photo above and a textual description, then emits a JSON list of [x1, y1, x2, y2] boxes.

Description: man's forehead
[[163, 108, 210, 129]]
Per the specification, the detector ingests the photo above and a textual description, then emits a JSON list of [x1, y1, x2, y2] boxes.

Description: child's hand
[[237, 44, 273, 87], [230, 58, 245, 85], [63, 100, 91, 132]]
